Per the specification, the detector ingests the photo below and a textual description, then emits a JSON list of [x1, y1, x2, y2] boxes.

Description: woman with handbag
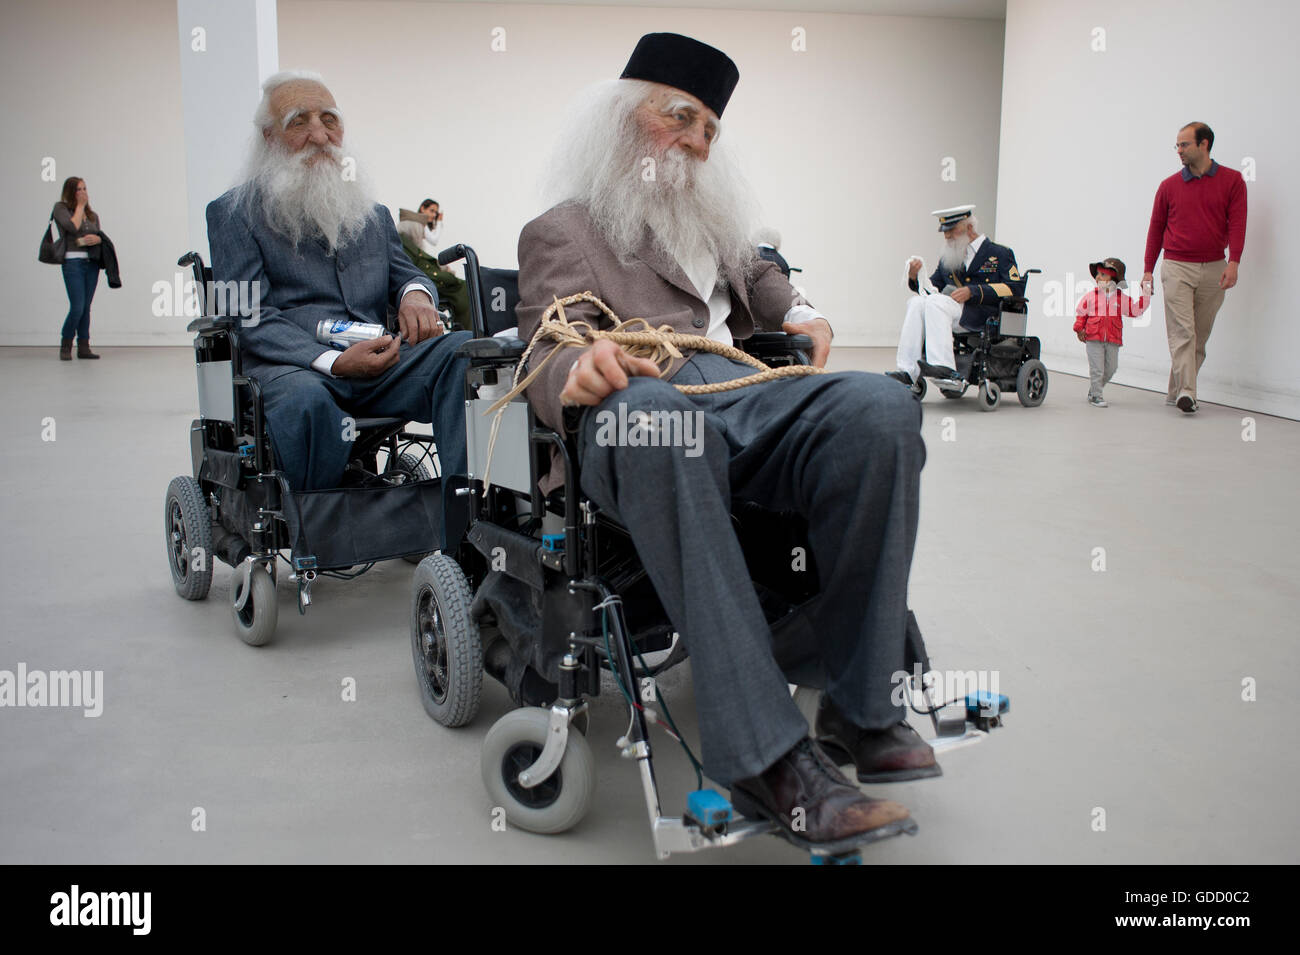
[[52, 177, 103, 360]]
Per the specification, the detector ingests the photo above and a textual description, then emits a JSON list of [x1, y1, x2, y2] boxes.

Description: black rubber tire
[[388, 451, 435, 564], [1016, 359, 1049, 407], [411, 554, 483, 727], [164, 476, 213, 601], [912, 376, 927, 400], [231, 563, 278, 647], [481, 707, 596, 834], [978, 380, 1001, 411]]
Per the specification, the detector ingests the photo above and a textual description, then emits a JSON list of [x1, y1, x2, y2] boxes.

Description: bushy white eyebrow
[[281, 106, 342, 130], [662, 98, 719, 135]]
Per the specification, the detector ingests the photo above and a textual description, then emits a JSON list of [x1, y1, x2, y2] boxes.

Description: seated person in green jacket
[[397, 206, 472, 330]]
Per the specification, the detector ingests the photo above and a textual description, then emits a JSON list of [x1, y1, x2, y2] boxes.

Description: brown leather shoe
[[59, 338, 73, 361], [817, 695, 941, 783], [731, 738, 913, 851], [77, 340, 100, 359]]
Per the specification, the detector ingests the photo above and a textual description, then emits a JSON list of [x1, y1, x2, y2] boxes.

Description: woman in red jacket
[[1074, 257, 1150, 407]]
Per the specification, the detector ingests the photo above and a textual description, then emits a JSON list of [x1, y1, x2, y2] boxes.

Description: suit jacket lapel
[[966, 240, 993, 278], [634, 229, 706, 301]]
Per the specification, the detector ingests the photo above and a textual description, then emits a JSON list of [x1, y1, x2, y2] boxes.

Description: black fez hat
[[620, 33, 740, 118]]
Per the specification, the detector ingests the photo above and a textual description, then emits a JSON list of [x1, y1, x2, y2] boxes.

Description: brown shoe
[[59, 338, 73, 361], [817, 696, 942, 783], [731, 738, 913, 851], [77, 341, 100, 359]]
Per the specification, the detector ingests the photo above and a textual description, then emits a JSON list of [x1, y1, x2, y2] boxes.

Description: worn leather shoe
[[885, 370, 913, 386], [731, 738, 911, 851], [77, 340, 100, 359], [816, 695, 941, 783], [59, 338, 73, 361]]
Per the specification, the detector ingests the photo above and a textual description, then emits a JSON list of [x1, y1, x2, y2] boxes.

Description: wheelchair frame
[[412, 244, 1010, 862], [163, 251, 444, 646], [913, 267, 1048, 411]]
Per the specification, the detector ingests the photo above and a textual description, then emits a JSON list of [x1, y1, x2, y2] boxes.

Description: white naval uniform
[[896, 234, 985, 379]]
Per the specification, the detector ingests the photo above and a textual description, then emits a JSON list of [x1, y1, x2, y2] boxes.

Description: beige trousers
[[1160, 258, 1226, 401]]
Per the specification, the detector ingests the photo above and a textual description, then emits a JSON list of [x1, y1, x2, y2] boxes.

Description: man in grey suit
[[517, 34, 936, 850], [206, 70, 470, 492]]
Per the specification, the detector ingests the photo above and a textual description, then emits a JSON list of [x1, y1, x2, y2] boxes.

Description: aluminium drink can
[[315, 319, 387, 350]]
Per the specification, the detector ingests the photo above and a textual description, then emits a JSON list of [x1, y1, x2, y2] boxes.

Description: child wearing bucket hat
[[1073, 257, 1150, 407]]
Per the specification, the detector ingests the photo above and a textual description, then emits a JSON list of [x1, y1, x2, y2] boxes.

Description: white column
[[176, 0, 277, 259]]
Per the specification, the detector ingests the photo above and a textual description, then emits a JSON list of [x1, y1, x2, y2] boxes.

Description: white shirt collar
[[964, 234, 986, 268]]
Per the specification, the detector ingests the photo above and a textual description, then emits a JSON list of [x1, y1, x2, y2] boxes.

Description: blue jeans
[[60, 258, 100, 341]]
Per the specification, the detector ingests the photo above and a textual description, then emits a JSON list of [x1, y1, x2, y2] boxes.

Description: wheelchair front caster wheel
[[911, 376, 927, 400], [164, 476, 213, 601], [411, 555, 482, 727], [978, 380, 1001, 411], [231, 563, 278, 647], [481, 707, 596, 835]]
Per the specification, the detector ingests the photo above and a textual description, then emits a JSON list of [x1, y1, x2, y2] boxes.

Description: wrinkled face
[[634, 86, 719, 164], [266, 80, 344, 164], [944, 221, 973, 247], [1176, 126, 1208, 167]]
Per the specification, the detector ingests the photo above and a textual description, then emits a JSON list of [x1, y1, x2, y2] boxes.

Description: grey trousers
[[575, 353, 925, 787], [1085, 341, 1120, 398]]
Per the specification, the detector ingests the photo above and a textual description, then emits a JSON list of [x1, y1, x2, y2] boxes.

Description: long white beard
[[245, 141, 376, 252], [558, 98, 759, 283], [940, 235, 970, 272]]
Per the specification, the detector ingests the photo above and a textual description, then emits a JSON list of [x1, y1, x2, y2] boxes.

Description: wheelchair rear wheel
[[231, 563, 278, 647], [481, 707, 596, 834], [164, 476, 213, 601], [1016, 359, 1048, 407], [411, 555, 482, 727]]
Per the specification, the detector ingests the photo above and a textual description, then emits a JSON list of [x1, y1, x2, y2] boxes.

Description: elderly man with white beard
[[891, 205, 1026, 386], [205, 71, 471, 495], [516, 33, 936, 851]]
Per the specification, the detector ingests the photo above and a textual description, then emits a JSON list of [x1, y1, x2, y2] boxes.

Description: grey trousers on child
[[1086, 341, 1120, 399]]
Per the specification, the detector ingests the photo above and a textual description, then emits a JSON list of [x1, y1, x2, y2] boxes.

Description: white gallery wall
[[2, 0, 1005, 348], [997, 0, 1296, 418], [2, 0, 189, 347]]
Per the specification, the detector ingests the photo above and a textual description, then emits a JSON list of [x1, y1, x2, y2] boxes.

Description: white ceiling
[[353, 0, 1008, 20]]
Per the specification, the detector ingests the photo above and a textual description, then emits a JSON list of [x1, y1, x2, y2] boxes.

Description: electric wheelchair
[[162, 252, 448, 646], [411, 244, 1011, 862], [913, 268, 1048, 411]]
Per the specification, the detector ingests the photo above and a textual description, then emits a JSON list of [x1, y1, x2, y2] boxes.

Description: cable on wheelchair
[[319, 562, 376, 581], [597, 595, 704, 789]]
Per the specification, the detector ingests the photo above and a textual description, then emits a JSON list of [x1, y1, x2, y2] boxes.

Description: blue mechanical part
[[541, 533, 565, 553], [237, 443, 255, 457], [686, 789, 733, 831], [965, 691, 1009, 718], [812, 851, 862, 865], [293, 556, 318, 572]]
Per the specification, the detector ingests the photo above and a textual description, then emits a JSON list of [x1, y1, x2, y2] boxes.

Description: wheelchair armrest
[[186, 315, 238, 334], [743, 332, 813, 352], [457, 336, 527, 362]]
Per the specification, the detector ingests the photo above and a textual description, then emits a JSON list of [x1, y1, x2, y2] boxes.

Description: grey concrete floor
[[0, 345, 1296, 865]]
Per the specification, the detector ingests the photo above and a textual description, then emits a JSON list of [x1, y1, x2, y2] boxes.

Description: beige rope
[[479, 292, 823, 489], [486, 292, 824, 416]]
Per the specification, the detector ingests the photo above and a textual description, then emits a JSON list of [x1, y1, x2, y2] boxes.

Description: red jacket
[[1073, 289, 1149, 345]]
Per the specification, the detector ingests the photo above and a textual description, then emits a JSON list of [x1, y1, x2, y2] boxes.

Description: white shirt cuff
[[311, 350, 341, 376], [400, 281, 435, 306], [783, 304, 830, 334]]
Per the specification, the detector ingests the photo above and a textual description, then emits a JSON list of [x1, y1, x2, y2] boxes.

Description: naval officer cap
[[620, 33, 740, 119], [931, 204, 976, 233]]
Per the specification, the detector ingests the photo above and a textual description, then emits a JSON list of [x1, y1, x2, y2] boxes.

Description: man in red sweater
[[1142, 121, 1247, 414]]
